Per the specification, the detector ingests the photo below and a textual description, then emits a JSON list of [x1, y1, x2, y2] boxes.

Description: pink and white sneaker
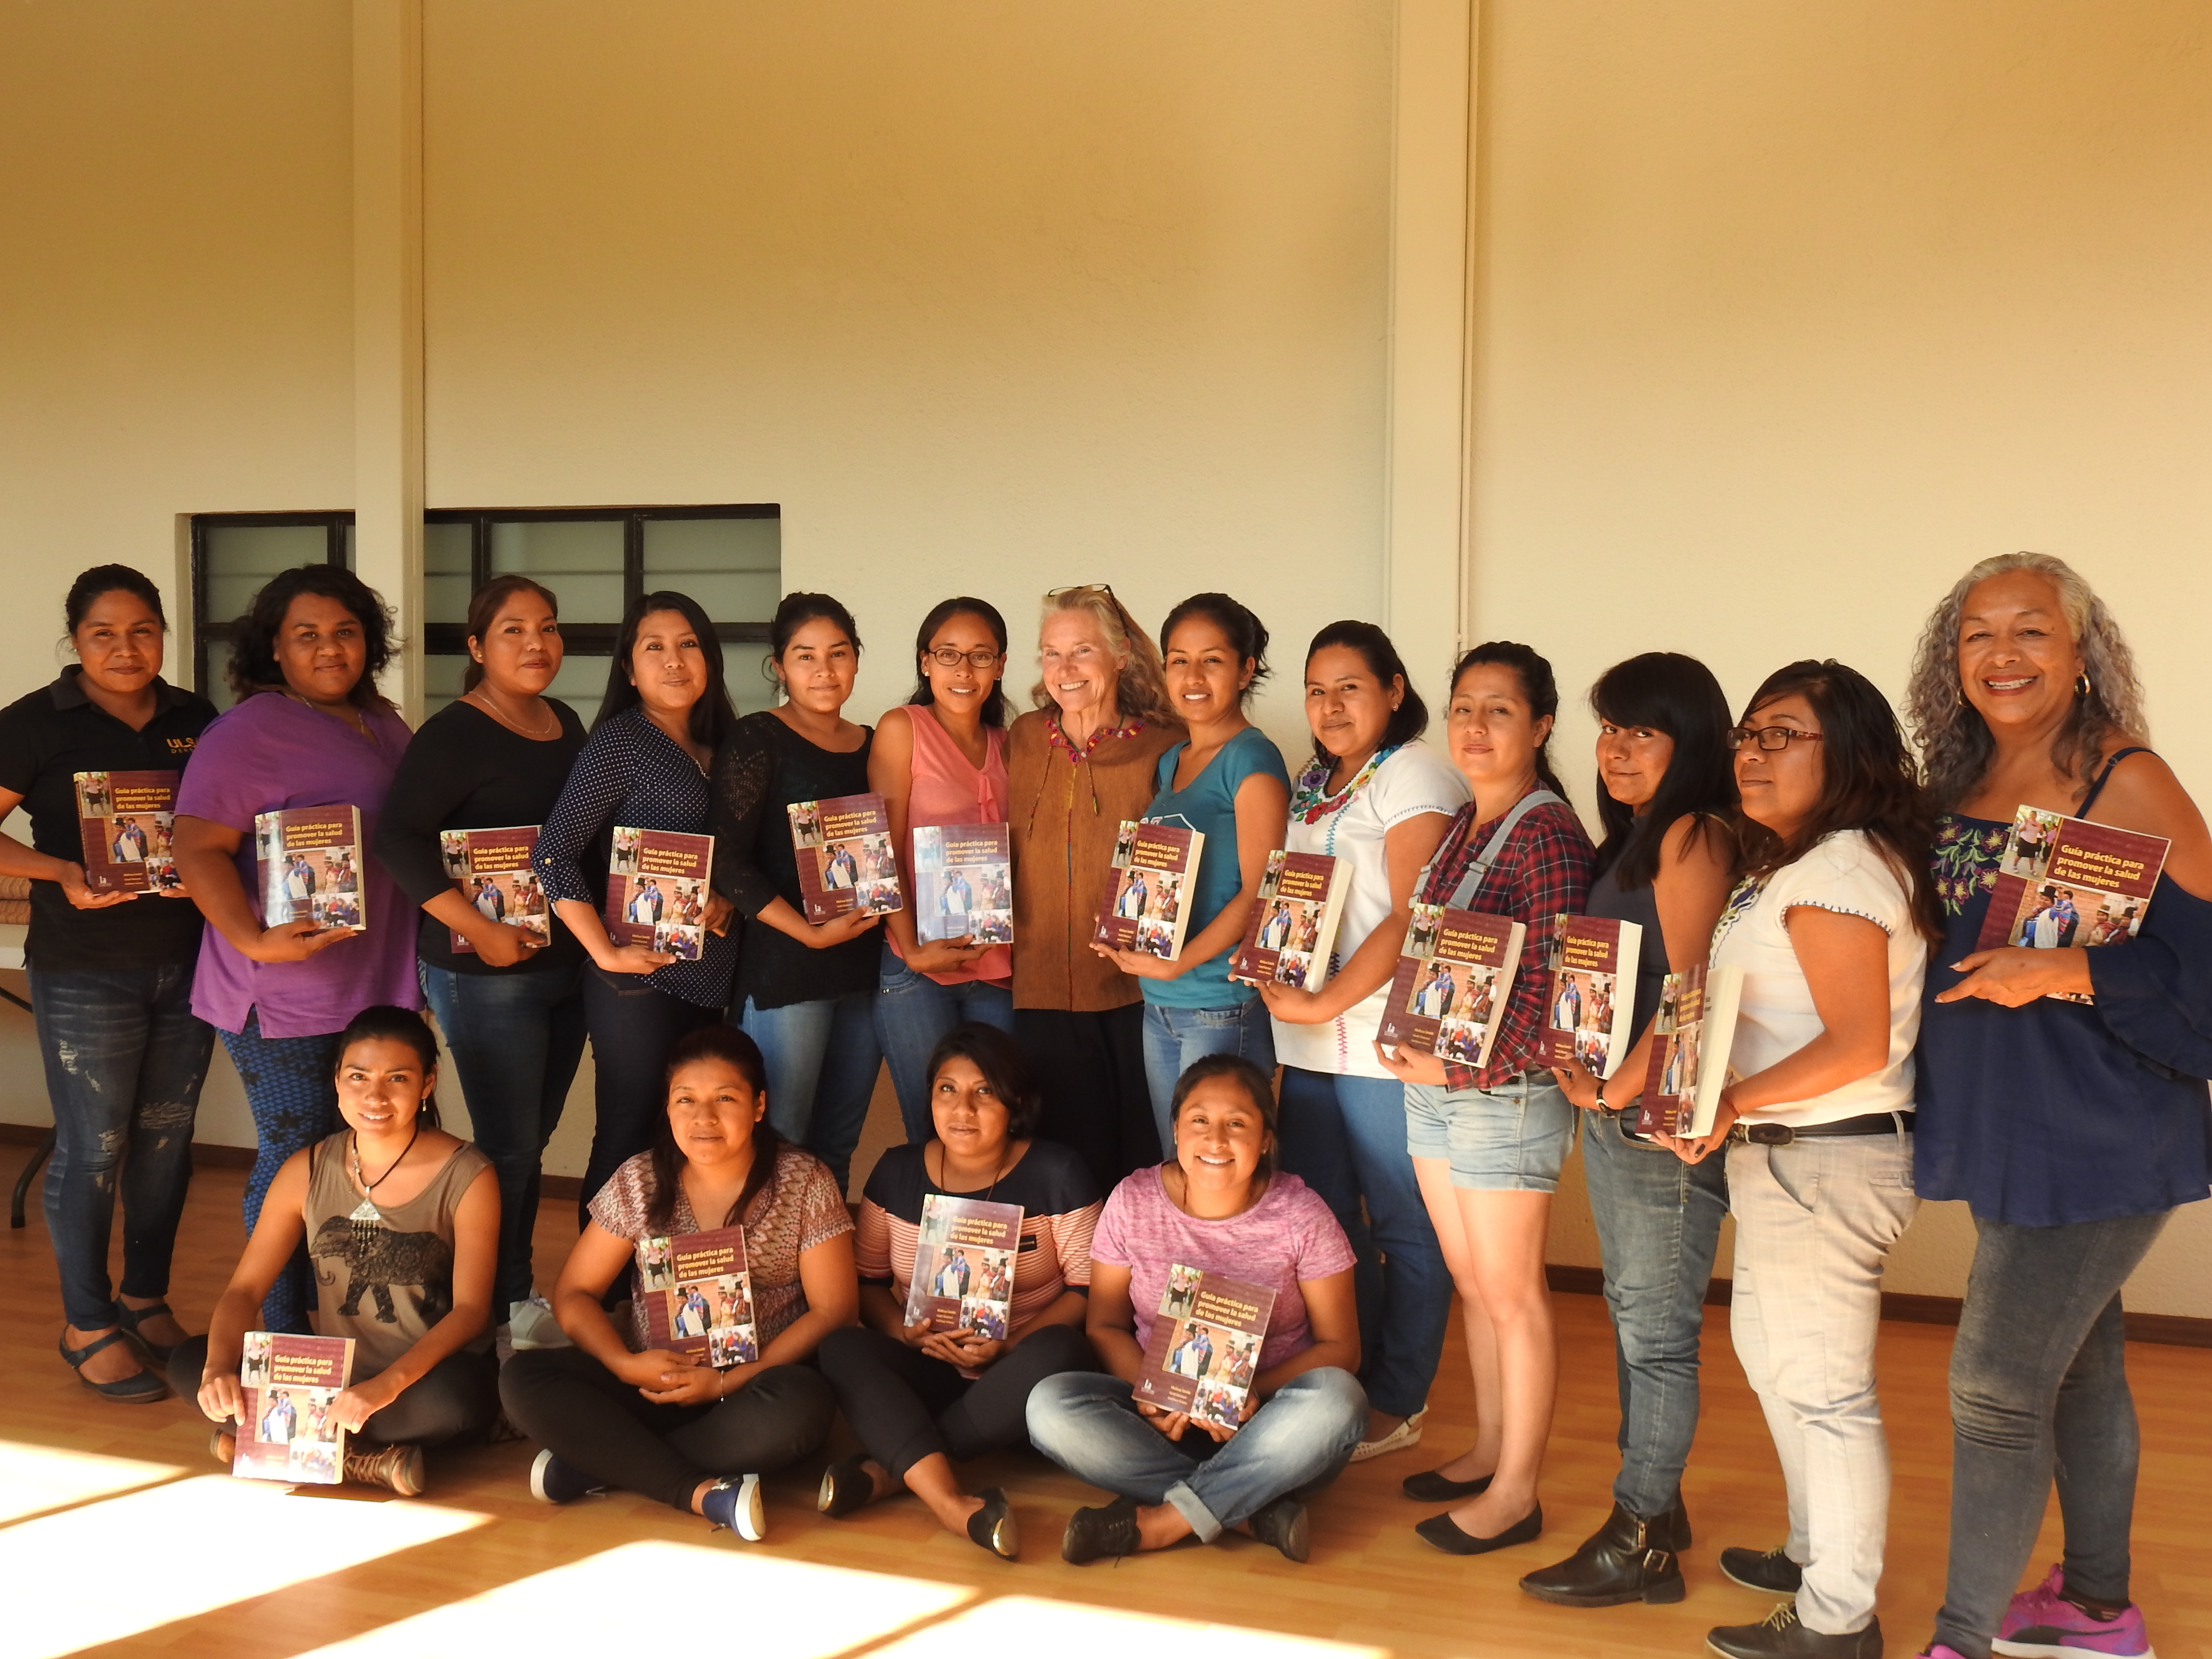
[[1992, 1564, 2154, 1659]]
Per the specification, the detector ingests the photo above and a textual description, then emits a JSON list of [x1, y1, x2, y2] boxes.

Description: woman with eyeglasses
[[867, 599, 1019, 1143], [1659, 661, 1939, 1659], [1902, 554, 2210, 1659], [710, 593, 883, 1194], [1007, 585, 1183, 1195]]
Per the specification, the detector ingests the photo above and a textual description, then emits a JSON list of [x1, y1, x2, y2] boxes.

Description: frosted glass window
[[489, 520, 625, 623], [421, 651, 469, 721], [643, 517, 781, 624], [723, 642, 778, 715], [424, 522, 474, 626], [201, 525, 332, 625]]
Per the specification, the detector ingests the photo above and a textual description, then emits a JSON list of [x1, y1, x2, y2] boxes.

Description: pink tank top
[[896, 703, 1013, 985]]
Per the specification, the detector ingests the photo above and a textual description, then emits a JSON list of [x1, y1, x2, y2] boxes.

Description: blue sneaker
[[529, 1449, 605, 1505], [701, 1473, 765, 1542]]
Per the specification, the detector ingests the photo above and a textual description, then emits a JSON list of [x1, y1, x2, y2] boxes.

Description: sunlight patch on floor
[[0, 1474, 486, 1659], [872, 1594, 1392, 1659], [0, 1439, 186, 1525], [288, 1541, 976, 1659]]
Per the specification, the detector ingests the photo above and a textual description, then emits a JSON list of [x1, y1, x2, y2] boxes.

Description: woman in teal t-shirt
[[1091, 594, 1290, 1153]]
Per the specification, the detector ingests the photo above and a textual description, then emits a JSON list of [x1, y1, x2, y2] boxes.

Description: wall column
[[352, 0, 425, 719], [1383, 0, 1477, 687]]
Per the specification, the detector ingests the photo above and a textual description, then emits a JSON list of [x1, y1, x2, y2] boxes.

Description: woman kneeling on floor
[[499, 1023, 855, 1541], [175, 1004, 501, 1496], [1026, 1054, 1365, 1564], [817, 1023, 1102, 1558]]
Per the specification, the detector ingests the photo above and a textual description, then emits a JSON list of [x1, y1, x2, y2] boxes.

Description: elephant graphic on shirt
[[311, 1217, 454, 1325]]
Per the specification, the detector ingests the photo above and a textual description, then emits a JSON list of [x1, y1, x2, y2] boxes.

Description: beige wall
[[1470, 0, 2212, 1312]]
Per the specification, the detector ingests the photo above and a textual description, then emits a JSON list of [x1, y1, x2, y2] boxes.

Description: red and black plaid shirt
[[1418, 793, 1596, 1089]]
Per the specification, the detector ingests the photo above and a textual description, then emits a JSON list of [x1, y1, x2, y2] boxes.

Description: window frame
[[189, 511, 354, 700]]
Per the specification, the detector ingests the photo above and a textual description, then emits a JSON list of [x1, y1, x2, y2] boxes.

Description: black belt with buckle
[[1731, 1111, 1914, 1146]]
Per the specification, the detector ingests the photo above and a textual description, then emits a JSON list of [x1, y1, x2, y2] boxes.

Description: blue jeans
[[1026, 1367, 1367, 1538], [421, 960, 588, 1308], [579, 966, 721, 1225], [1140, 998, 1275, 1156], [219, 1010, 343, 1333], [1582, 1108, 1729, 1519], [739, 990, 882, 1195], [32, 965, 216, 1332], [872, 945, 1015, 1144], [1274, 1066, 1450, 1419], [1933, 1209, 2171, 1659]]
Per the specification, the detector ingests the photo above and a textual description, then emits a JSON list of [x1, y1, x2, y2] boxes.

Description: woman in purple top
[[173, 565, 417, 1333], [1026, 1054, 1365, 1566]]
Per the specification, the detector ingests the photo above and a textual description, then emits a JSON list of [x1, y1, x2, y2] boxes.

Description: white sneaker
[[1348, 1406, 1427, 1463], [508, 1295, 572, 1352]]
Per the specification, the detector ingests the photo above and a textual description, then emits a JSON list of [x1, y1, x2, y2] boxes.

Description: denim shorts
[[1404, 1069, 1577, 1192]]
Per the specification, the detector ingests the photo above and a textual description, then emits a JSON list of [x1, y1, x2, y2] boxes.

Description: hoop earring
[[2076, 672, 2092, 699]]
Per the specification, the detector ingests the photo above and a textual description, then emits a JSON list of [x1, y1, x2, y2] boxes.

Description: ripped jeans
[[32, 965, 216, 1331]]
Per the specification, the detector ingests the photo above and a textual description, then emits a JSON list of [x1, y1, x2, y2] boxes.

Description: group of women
[[3, 551, 2204, 1659]]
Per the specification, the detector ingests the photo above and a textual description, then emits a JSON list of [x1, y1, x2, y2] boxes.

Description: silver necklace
[[347, 1123, 421, 1236]]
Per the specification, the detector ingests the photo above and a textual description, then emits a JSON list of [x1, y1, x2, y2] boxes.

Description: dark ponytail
[[1451, 641, 1571, 806], [332, 1004, 444, 1130], [66, 564, 168, 634], [645, 1025, 787, 1232]]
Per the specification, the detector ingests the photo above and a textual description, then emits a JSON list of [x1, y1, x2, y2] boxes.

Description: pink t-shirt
[[1088, 1166, 1355, 1370], [891, 702, 1011, 986]]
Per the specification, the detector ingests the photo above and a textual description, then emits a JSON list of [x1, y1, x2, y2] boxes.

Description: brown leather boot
[[344, 1443, 426, 1497], [1519, 1499, 1689, 1607]]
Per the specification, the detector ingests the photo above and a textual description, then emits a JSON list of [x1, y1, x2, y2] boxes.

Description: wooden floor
[[3, 1158, 2206, 1659]]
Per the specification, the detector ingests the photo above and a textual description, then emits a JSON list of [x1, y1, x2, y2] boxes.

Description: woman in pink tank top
[[867, 599, 1020, 1141]]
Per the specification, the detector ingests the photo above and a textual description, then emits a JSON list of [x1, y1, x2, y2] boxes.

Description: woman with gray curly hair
[[1904, 552, 2212, 1659]]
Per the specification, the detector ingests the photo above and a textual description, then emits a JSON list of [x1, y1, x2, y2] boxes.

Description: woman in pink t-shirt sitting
[[1026, 1055, 1365, 1565]]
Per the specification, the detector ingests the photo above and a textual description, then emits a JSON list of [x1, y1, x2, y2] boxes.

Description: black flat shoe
[[1416, 1502, 1543, 1556], [60, 1329, 167, 1404], [113, 1299, 185, 1364], [1245, 1496, 1310, 1563], [817, 1455, 875, 1519], [1402, 1467, 1494, 1502], [966, 1486, 1019, 1560], [1721, 1543, 1804, 1596], [1062, 1495, 1141, 1564], [1520, 1500, 1686, 1607]]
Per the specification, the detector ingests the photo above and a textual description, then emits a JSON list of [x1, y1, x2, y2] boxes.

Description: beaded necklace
[[1288, 744, 1398, 825]]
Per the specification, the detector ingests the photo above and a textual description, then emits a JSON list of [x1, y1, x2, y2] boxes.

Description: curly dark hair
[[922, 1022, 1043, 1140], [226, 564, 395, 707]]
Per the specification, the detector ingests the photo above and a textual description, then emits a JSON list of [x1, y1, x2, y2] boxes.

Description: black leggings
[[168, 1335, 498, 1447], [817, 1322, 1094, 1480], [500, 1347, 836, 1511]]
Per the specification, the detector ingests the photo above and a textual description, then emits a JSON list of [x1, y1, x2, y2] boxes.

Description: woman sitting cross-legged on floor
[[1025, 1054, 1366, 1565], [499, 1024, 855, 1542], [816, 1023, 1102, 1559], [172, 1004, 501, 1497]]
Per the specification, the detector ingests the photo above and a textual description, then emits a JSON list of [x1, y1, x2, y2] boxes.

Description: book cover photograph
[[1635, 961, 1745, 1139], [1228, 849, 1346, 991], [231, 1330, 354, 1485], [1540, 914, 1644, 1077], [1974, 804, 2170, 1001], [604, 826, 713, 961], [1134, 1265, 1276, 1431], [903, 1192, 1022, 1338], [1375, 903, 1527, 1070], [637, 1224, 759, 1368], [74, 769, 182, 894], [789, 793, 903, 922], [912, 823, 1013, 946], [1093, 818, 1204, 962], [253, 806, 366, 932], [438, 825, 551, 952]]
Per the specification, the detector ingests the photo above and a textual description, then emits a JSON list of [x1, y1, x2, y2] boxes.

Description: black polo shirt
[[0, 669, 219, 972]]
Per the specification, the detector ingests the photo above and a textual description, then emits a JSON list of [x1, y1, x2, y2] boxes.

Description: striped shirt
[[854, 1140, 1102, 1333]]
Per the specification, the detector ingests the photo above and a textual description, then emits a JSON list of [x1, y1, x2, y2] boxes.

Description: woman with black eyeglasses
[[1658, 662, 1939, 1659], [867, 600, 1019, 1144]]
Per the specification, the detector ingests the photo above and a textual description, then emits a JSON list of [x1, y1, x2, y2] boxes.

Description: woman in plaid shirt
[[1377, 641, 1595, 1557]]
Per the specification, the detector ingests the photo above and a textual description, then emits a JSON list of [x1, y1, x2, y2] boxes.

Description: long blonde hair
[[1029, 586, 1178, 726], [1904, 552, 2148, 811]]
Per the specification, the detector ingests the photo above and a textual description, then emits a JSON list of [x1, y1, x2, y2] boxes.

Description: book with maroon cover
[[437, 825, 550, 953], [902, 1193, 1023, 1337], [1973, 804, 2170, 1003], [1227, 849, 1348, 992], [1635, 961, 1745, 1139], [603, 826, 713, 962], [253, 805, 366, 933], [1539, 914, 1644, 1078], [1135, 1266, 1275, 1432], [1374, 903, 1527, 1070], [1093, 818, 1205, 962], [912, 823, 1013, 946], [231, 1331, 353, 1485], [74, 769, 182, 894], [636, 1224, 759, 1368], [788, 793, 903, 922]]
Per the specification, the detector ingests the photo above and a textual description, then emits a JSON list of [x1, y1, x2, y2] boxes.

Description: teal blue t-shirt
[[1138, 725, 1291, 1009]]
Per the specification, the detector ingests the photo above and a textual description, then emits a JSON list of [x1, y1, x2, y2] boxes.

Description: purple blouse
[[175, 692, 421, 1037]]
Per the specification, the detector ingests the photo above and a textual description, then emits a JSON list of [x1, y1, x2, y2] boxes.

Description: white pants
[[1727, 1129, 1918, 1635]]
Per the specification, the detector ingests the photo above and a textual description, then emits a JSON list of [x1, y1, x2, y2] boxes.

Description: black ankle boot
[[1518, 1500, 1687, 1607]]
